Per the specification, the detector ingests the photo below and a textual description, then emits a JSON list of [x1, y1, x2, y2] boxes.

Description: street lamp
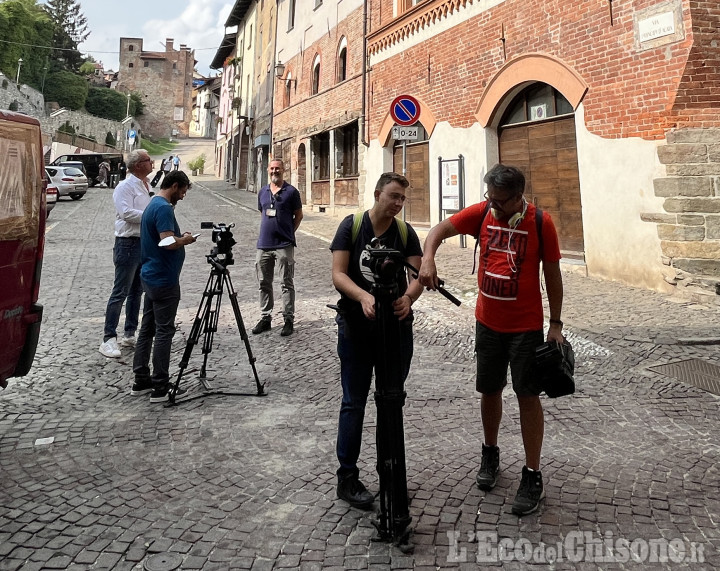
[[41, 65, 48, 95], [16, 58, 23, 84], [126, 92, 131, 118]]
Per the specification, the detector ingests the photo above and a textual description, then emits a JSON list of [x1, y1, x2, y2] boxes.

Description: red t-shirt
[[449, 201, 561, 333]]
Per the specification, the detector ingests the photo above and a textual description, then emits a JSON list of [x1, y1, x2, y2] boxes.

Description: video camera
[[361, 238, 406, 286], [201, 221, 236, 260]]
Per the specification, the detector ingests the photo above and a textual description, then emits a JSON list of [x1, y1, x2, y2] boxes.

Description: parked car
[[56, 161, 87, 175], [45, 166, 88, 200], [46, 183, 58, 217]]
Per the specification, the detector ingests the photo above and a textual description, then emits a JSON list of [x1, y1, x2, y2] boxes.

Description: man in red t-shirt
[[419, 164, 564, 516]]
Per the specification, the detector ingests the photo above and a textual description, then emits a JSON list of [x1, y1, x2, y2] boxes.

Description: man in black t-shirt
[[329, 172, 423, 509]]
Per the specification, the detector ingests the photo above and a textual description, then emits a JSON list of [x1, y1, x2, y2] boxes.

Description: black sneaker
[[131, 377, 153, 396], [476, 444, 500, 490], [280, 320, 293, 337], [252, 319, 271, 334], [337, 475, 374, 510], [149, 383, 187, 403], [511, 466, 545, 516]]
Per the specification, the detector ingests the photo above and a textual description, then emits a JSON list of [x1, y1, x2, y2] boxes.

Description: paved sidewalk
[[0, 173, 718, 570]]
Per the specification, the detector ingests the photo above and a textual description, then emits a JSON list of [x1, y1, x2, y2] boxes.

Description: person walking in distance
[[252, 158, 303, 337], [419, 164, 564, 516], [172, 155, 181, 171], [99, 149, 153, 358], [131, 171, 196, 402], [330, 172, 423, 509]]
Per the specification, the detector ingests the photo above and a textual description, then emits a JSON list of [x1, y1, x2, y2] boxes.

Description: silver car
[[45, 166, 88, 200]]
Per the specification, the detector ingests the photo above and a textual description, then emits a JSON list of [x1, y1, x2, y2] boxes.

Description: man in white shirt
[[99, 149, 153, 358]]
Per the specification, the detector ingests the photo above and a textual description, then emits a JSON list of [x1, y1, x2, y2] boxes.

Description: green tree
[[0, 0, 54, 89], [43, 0, 89, 72], [78, 61, 95, 75], [43, 69, 87, 109], [85, 86, 129, 121], [129, 91, 144, 116]]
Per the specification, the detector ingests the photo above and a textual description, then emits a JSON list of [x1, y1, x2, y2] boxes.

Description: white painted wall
[[574, 104, 670, 291]]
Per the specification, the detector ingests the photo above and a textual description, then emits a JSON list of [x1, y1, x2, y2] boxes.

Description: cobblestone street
[[1, 162, 719, 570]]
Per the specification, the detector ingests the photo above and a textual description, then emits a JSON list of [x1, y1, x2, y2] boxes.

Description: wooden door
[[499, 116, 584, 257], [297, 144, 306, 203], [393, 141, 430, 226]]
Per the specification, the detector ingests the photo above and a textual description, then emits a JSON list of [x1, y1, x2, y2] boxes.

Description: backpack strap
[[535, 208, 544, 261], [396, 218, 408, 248], [351, 212, 364, 245], [471, 202, 491, 275], [351, 211, 407, 248]]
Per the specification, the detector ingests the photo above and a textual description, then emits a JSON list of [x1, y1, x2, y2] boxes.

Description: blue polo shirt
[[256, 182, 302, 250], [140, 196, 184, 288]]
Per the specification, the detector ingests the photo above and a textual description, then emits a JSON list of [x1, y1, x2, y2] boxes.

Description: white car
[[45, 166, 88, 200]]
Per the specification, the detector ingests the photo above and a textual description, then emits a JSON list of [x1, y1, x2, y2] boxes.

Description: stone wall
[[645, 128, 720, 303], [43, 109, 127, 151], [0, 78, 44, 117]]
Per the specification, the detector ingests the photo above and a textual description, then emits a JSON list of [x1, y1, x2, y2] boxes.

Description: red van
[[0, 110, 46, 388]]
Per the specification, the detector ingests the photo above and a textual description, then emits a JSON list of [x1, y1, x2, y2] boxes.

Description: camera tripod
[[363, 248, 460, 550], [371, 276, 413, 551], [168, 253, 266, 405]]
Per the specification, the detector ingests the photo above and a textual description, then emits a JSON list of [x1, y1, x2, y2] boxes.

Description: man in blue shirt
[[252, 158, 304, 337], [132, 171, 197, 402]]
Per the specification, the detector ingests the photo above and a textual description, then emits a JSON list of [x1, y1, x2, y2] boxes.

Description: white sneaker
[[99, 338, 121, 358], [120, 335, 136, 347]]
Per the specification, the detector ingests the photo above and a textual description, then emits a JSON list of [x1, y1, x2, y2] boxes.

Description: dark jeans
[[103, 237, 142, 342], [336, 315, 413, 479], [132, 281, 181, 387]]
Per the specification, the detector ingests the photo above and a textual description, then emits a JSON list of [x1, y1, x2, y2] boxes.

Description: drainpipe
[[361, 0, 369, 146], [269, 2, 279, 158]]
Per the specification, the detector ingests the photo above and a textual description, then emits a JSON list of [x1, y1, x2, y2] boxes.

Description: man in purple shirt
[[252, 158, 304, 337]]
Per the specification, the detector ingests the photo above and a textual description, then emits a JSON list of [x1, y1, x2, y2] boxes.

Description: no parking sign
[[390, 95, 421, 126]]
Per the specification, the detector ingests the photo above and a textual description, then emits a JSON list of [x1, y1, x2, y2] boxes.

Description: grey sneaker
[[99, 338, 121, 358], [476, 444, 500, 490], [120, 335, 136, 347], [511, 466, 545, 516]]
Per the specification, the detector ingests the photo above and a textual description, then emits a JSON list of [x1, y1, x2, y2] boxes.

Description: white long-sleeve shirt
[[113, 174, 152, 238]]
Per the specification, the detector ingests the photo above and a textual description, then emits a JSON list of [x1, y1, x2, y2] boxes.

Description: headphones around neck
[[491, 198, 528, 228]]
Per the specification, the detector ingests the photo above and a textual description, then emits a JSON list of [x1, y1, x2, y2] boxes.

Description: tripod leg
[[224, 273, 265, 396], [169, 270, 217, 403], [198, 270, 225, 385]]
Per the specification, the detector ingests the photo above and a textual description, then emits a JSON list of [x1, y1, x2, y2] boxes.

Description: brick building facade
[[361, 0, 720, 300], [117, 38, 195, 140], [272, 0, 366, 213]]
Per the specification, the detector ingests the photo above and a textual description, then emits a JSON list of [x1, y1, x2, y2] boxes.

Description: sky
[[54, 0, 235, 76]]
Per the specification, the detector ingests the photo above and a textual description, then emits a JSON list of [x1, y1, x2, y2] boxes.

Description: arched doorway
[[297, 143, 307, 204], [498, 83, 584, 258], [393, 124, 430, 226]]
